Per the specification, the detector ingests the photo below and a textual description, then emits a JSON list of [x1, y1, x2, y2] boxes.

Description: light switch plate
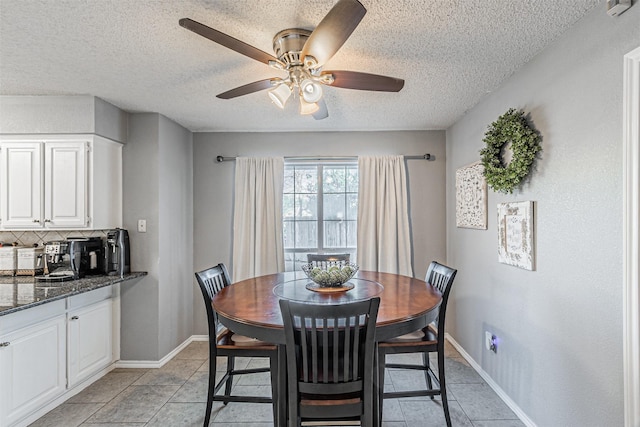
[[137, 219, 147, 233]]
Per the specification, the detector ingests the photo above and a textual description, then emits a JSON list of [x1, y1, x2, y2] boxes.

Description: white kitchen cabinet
[[0, 286, 118, 427], [0, 135, 122, 230], [0, 142, 43, 228], [44, 141, 87, 228], [67, 298, 113, 387], [0, 315, 66, 427]]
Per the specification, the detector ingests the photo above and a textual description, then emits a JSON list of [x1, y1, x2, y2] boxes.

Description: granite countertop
[[0, 272, 147, 316]]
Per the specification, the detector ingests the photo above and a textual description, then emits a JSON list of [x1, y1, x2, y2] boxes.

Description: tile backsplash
[[0, 230, 109, 247]]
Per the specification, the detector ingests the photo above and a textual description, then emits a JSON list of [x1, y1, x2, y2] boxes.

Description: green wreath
[[479, 108, 541, 194]]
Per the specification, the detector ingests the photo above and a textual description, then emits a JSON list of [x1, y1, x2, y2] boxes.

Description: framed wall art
[[456, 161, 487, 229], [497, 201, 535, 270]]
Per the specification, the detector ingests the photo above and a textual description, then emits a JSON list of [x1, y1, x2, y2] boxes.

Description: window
[[283, 162, 358, 271]]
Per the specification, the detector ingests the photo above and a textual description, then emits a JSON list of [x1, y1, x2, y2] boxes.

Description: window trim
[[283, 160, 357, 270]]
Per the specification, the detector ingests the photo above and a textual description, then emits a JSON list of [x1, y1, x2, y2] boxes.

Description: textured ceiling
[[0, 0, 601, 132]]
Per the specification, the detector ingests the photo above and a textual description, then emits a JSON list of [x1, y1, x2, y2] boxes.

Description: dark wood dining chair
[[307, 253, 351, 268], [377, 261, 457, 427], [279, 297, 380, 427], [195, 263, 279, 427]]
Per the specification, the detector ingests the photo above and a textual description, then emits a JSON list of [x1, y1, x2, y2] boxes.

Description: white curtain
[[232, 157, 285, 282], [357, 155, 413, 276]]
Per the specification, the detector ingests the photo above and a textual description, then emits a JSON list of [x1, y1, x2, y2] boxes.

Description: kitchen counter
[[0, 272, 147, 316]]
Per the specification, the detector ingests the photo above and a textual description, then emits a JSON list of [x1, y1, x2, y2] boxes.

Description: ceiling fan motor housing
[[273, 29, 312, 67]]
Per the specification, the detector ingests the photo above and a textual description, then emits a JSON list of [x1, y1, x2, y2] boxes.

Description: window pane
[[346, 220, 357, 247], [323, 167, 346, 193], [324, 221, 346, 248], [346, 194, 358, 220], [284, 163, 357, 272], [295, 221, 317, 248], [283, 168, 294, 193], [283, 194, 295, 220], [324, 194, 346, 220], [294, 194, 317, 220], [294, 167, 317, 193], [346, 167, 359, 192], [283, 220, 295, 249]]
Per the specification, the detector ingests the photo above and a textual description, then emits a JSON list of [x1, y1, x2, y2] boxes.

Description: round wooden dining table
[[212, 270, 443, 427], [212, 270, 443, 344]]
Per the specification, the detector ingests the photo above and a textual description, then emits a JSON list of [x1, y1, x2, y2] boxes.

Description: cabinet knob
[[0, 342, 9, 347], [71, 316, 79, 320]]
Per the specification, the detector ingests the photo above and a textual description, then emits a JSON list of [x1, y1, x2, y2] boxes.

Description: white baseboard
[[115, 335, 208, 368], [445, 333, 537, 427]]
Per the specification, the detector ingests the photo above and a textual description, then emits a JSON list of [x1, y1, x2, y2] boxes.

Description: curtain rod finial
[[216, 156, 224, 163]]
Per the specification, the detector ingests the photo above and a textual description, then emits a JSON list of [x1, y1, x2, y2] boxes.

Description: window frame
[[283, 160, 358, 271]]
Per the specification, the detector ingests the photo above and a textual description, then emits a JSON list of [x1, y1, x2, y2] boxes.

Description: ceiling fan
[[179, 0, 404, 120]]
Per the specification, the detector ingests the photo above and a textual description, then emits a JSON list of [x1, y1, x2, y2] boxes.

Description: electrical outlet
[[485, 331, 498, 353], [137, 219, 147, 233], [485, 331, 492, 350]]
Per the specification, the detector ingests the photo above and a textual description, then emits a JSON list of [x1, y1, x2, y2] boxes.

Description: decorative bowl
[[301, 262, 359, 288]]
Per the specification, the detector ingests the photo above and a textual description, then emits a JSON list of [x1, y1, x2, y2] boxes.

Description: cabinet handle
[[32, 219, 40, 223], [71, 316, 79, 320], [44, 219, 51, 223], [0, 342, 9, 347]]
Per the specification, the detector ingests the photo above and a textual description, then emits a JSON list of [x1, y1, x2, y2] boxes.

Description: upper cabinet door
[[0, 142, 43, 229], [44, 141, 88, 228]]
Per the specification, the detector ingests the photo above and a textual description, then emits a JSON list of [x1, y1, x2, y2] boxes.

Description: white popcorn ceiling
[[0, 0, 601, 132]]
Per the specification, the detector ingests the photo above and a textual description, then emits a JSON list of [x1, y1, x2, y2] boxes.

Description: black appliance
[[67, 237, 104, 278], [105, 228, 130, 276], [38, 236, 104, 281]]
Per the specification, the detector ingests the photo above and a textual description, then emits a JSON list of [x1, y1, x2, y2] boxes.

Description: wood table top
[[212, 270, 442, 343]]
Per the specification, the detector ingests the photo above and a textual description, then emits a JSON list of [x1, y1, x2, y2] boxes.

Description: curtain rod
[[215, 154, 432, 163]]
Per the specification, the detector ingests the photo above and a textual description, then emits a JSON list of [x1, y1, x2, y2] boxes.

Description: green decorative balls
[[302, 263, 359, 287]]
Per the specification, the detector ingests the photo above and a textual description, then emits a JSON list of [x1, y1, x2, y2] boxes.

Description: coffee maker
[[40, 240, 74, 281], [67, 237, 104, 277], [105, 228, 130, 276]]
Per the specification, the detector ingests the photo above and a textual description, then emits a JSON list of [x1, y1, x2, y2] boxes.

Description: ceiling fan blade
[[322, 70, 404, 92], [216, 79, 276, 99], [300, 0, 366, 68], [313, 99, 329, 120], [179, 18, 279, 66]]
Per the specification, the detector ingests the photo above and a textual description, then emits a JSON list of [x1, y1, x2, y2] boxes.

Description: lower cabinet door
[[0, 315, 66, 427], [67, 299, 113, 387]]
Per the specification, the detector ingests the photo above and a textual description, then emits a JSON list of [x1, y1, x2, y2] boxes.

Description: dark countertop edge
[[0, 272, 147, 317]]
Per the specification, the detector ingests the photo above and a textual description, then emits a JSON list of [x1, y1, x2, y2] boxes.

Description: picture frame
[[497, 201, 535, 270], [455, 161, 487, 229]]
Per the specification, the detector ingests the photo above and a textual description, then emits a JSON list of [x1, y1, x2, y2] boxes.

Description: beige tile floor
[[29, 341, 525, 427]]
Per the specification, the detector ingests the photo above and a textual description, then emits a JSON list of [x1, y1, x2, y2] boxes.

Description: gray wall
[[445, 5, 640, 427], [158, 116, 194, 357], [192, 130, 446, 335], [121, 113, 193, 361], [0, 95, 127, 143]]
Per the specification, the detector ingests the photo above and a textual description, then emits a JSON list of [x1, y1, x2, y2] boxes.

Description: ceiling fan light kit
[[300, 99, 320, 115], [300, 79, 323, 103], [268, 83, 292, 108], [179, 0, 404, 120]]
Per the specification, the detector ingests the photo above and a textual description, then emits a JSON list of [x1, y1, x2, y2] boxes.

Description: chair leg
[[204, 345, 217, 427], [268, 352, 281, 426], [277, 345, 288, 427], [224, 356, 234, 404], [423, 351, 434, 399], [377, 348, 386, 424], [437, 349, 452, 427]]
